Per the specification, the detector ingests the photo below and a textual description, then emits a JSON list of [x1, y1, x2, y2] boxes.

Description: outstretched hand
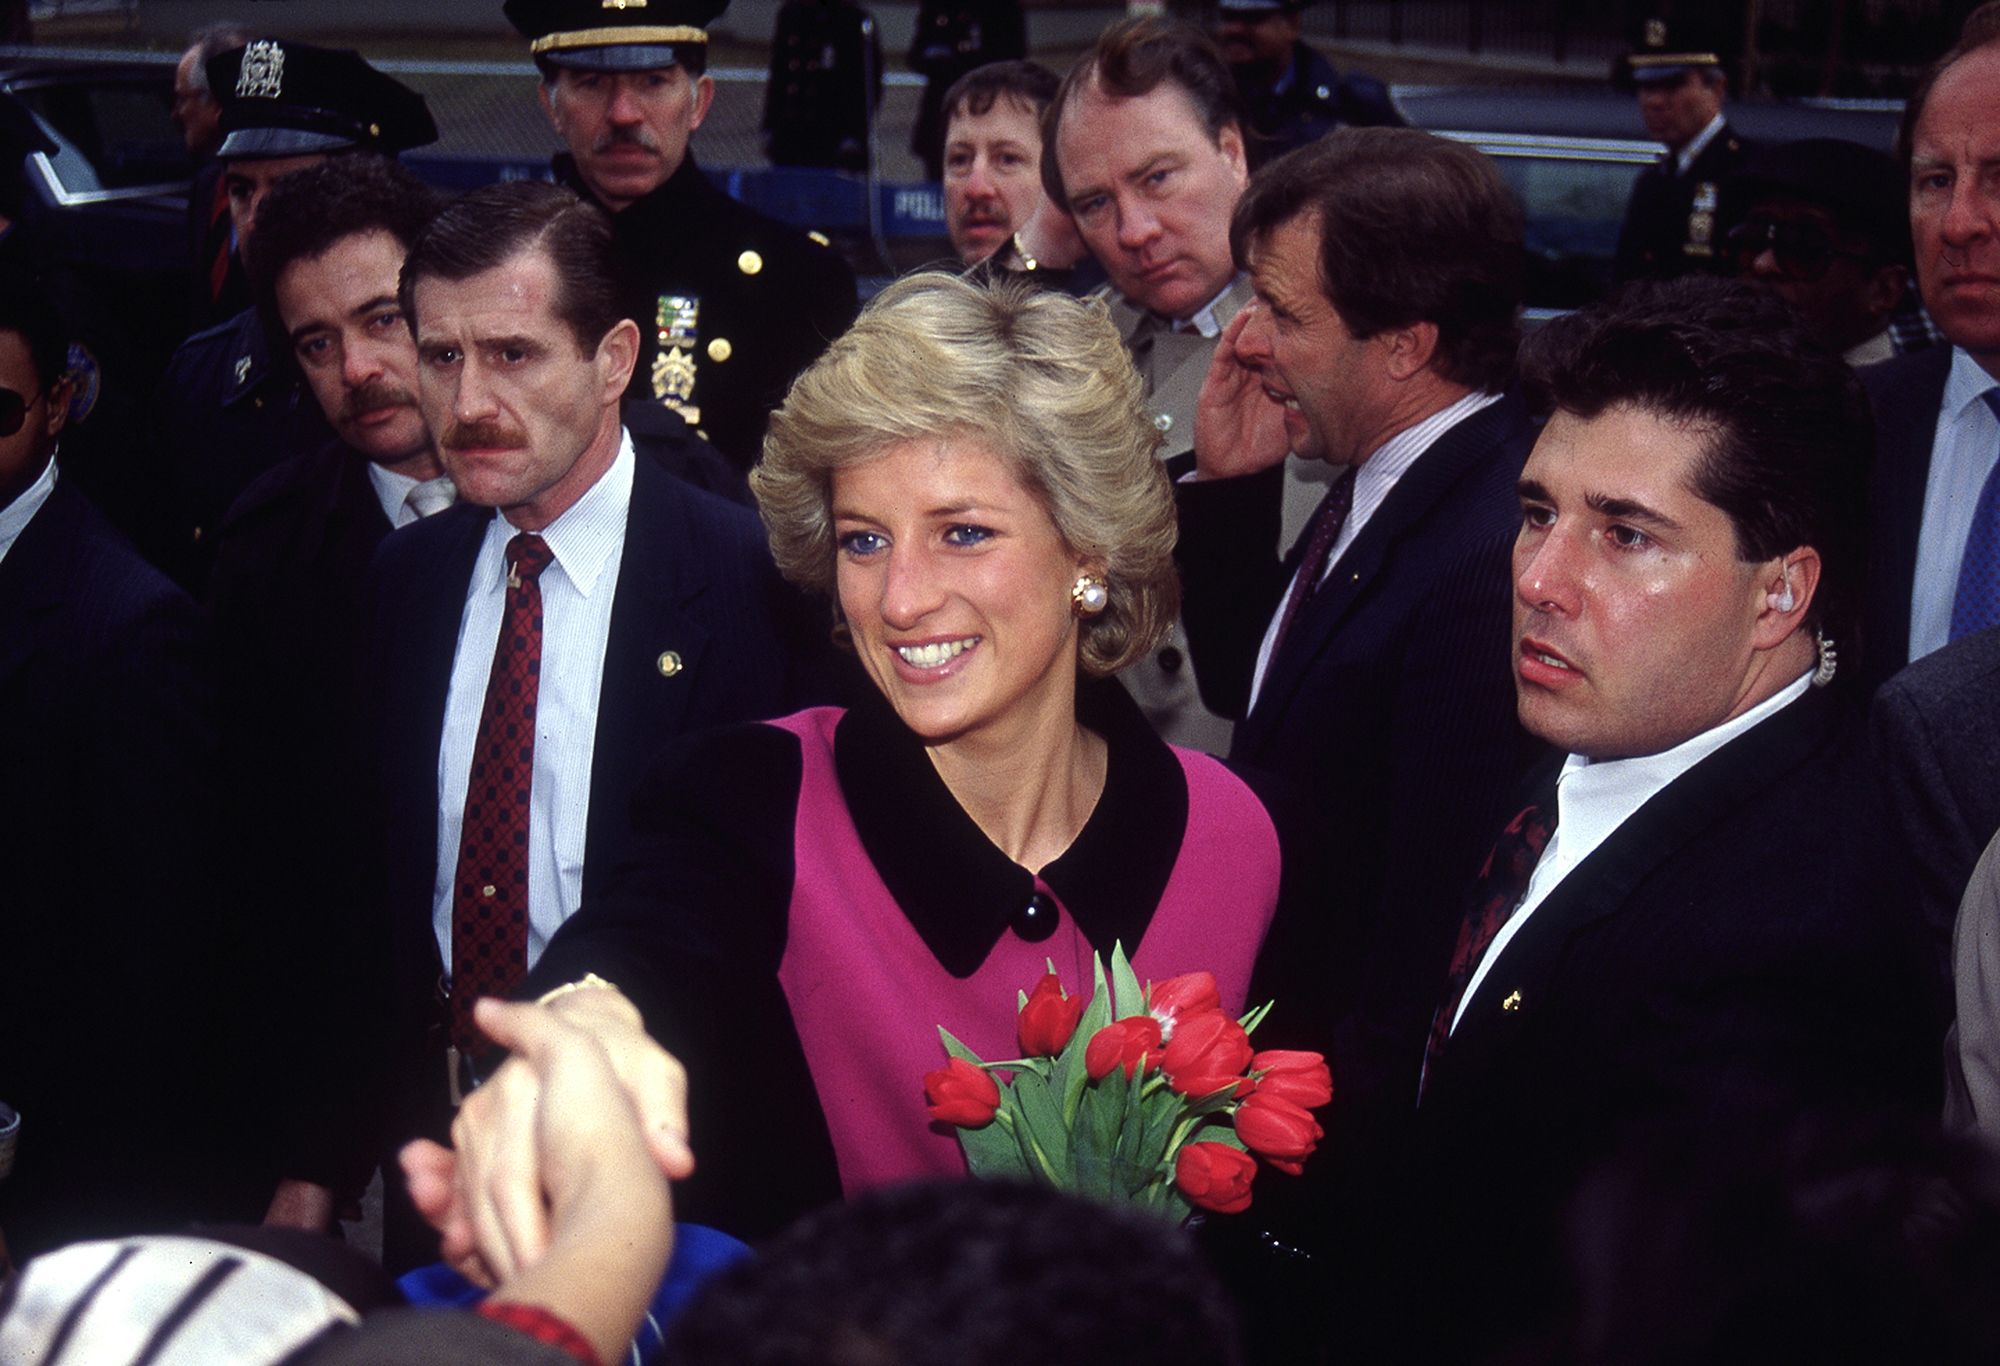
[[1193, 306, 1293, 482]]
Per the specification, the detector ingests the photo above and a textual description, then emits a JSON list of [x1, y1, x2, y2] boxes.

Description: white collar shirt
[[1452, 669, 1814, 1031], [367, 462, 458, 528], [1174, 280, 1238, 339], [1909, 347, 2000, 663], [0, 456, 55, 565], [431, 430, 635, 974], [1247, 389, 1503, 711], [1674, 111, 1726, 175]]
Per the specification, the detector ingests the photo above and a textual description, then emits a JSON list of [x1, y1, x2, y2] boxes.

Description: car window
[[12, 78, 187, 196]]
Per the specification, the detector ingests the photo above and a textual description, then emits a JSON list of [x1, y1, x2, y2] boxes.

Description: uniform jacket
[[1859, 345, 1955, 695], [562, 153, 857, 472], [0, 480, 263, 1255], [1613, 120, 1747, 282], [1383, 686, 1942, 1361], [1176, 390, 1540, 1114]]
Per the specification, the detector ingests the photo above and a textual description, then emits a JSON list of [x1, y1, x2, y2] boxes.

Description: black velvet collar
[[553, 150, 706, 234], [833, 678, 1191, 978]]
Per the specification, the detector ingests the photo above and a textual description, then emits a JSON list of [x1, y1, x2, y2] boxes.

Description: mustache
[[593, 124, 661, 154], [339, 380, 416, 423], [441, 418, 529, 450]]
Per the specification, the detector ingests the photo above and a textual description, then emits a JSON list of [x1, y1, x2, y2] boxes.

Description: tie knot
[[506, 533, 554, 584]]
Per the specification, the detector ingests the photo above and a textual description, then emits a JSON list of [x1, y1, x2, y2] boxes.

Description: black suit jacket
[[1871, 622, 2000, 977], [1378, 687, 1943, 1361], [1859, 346, 1954, 696], [365, 452, 840, 1214], [1178, 393, 1542, 1103], [0, 480, 262, 1255]]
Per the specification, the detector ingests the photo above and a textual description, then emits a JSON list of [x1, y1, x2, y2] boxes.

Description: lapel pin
[[1501, 990, 1523, 1013], [656, 650, 683, 678]]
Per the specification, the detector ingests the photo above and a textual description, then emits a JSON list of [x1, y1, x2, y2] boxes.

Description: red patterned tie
[[1418, 802, 1553, 1100], [1270, 468, 1357, 659], [449, 532, 555, 1052]]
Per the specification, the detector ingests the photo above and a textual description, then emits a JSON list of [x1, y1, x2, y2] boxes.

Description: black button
[[1014, 891, 1058, 942], [1158, 645, 1184, 673]]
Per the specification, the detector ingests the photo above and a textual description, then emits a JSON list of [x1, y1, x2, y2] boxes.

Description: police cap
[[1617, 15, 1729, 89], [505, 0, 730, 73], [210, 40, 438, 160]]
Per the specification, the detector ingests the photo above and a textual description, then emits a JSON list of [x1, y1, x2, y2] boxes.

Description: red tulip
[[1149, 970, 1222, 1028], [923, 1057, 1000, 1128], [1160, 1009, 1254, 1098], [1234, 1092, 1323, 1169], [1017, 972, 1086, 1057], [1084, 1016, 1164, 1081], [1251, 1049, 1333, 1110], [1175, 1140, 1257, 1214]]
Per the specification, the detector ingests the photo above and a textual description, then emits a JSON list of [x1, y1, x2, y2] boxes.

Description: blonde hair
[[754, 271, 1178, 676]]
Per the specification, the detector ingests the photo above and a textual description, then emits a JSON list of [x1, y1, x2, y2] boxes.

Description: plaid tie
[[1270, 468, 1357, 658], [1419, 802, 1554, 1100], [449, 533, 555, 1052], [1948, 391, 2000, 642]]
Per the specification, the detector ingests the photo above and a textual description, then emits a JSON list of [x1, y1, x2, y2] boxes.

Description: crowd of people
[[5, 0, 2000, 1361]]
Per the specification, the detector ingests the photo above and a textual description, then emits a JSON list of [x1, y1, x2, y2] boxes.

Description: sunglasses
[[1726, 218, 1870, 283], [0, 385, 45, 438]]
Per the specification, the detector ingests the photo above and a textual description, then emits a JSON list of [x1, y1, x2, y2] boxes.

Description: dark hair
[[0, 262, 71, 391], [1521, 277, 1871, 643], [1231, 127, 1523, 393], [181, 22, 249, 94], [942, 60, 1059, 128], [398, 180, 624, 354], [665, 1181, 1242, 1366], [245, 155, 439, 302], [1042, 17, 1243, 207], [1896, 2, 2000, 172]]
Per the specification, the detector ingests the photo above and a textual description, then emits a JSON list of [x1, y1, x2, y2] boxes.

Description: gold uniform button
[[737, 250, 764, 276], [706, 337, 733, 362], [807, 230, 830, 247], [657, 650, 683, 677], [481, 884, 497, 899]]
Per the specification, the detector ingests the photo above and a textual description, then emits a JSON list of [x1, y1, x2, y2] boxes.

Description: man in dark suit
[[1373, 280, 1941, 1363], [1179, 129, 1539, 1113], [1857, 25, 2000, 695], [0, 269, 260, 1262], [369, 182, 833, 1267]]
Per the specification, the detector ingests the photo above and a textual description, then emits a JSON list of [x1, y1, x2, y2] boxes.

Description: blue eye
[[837, 529, 887, 556], [943, 524, 994, 547]]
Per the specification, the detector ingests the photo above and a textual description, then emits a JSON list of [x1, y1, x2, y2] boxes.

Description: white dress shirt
[[1452, 670, 1814, 1031], [431, 431, 635, 974], [1247, 389, 1503, 710], [0, 456, 54, 565], [366, 463, 458, 528], [1673, 111, 1726, 175], [1909, 347, 2000, 663]]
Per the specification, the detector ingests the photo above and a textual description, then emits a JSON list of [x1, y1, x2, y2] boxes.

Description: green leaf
[[1238, 999, 1274, 1035], [938, 1027, 985, 1066], [1110, 942, 1145, 1020], [1185, 1122, 1247, 1150], [955, 1106, 1029, 1178], [1010, 1068, 1072, 1183]]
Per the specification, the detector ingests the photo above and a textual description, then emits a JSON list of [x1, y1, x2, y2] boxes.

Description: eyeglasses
[[1725, 218, 1871, 283], [0, 385, 45, 438]]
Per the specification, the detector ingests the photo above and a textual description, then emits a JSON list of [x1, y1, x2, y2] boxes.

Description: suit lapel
[[1247, 393, 1528, 736], [1865, 348, 1953, 674], [583, 455, 714, 893], [0, 480, 82, 681], [1439, 687, 1841, 1084]]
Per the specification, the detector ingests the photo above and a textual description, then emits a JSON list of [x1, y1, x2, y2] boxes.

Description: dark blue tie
[[1949, 391, 2000, 643]]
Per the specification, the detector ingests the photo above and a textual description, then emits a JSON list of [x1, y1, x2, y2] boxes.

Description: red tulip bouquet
[[921, 944, 1332, 1220]]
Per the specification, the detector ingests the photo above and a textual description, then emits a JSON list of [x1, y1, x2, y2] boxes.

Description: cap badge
[[236, 40, 286, 99], [1644, 18, 1666, 49], [604, 0, 649, 7]]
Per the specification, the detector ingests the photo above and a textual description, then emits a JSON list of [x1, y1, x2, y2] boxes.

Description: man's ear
[[596, 318, 640, 398], [43, 373, 72, 439], [537, 79, 561, 134], [1380, 321, 1440, 382], [690, 73, 716, 131], [1753, 546, 1822, 650]]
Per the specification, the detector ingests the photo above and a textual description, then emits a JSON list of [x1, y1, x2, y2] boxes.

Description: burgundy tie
[[449, 533, 555, 1052], [1419, 802, 1554, 1100], [1270, 468, 1357, 658]]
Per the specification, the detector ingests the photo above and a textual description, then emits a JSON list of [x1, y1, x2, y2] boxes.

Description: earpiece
[[1769, 575, 1796, 613]]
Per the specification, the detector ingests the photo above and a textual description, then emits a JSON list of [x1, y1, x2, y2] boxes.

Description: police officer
[[506, 0, 858, 472], [1211, 0, 1399, 169], [1612, 15, 1748, 283], [155, 39, 436, 590]]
